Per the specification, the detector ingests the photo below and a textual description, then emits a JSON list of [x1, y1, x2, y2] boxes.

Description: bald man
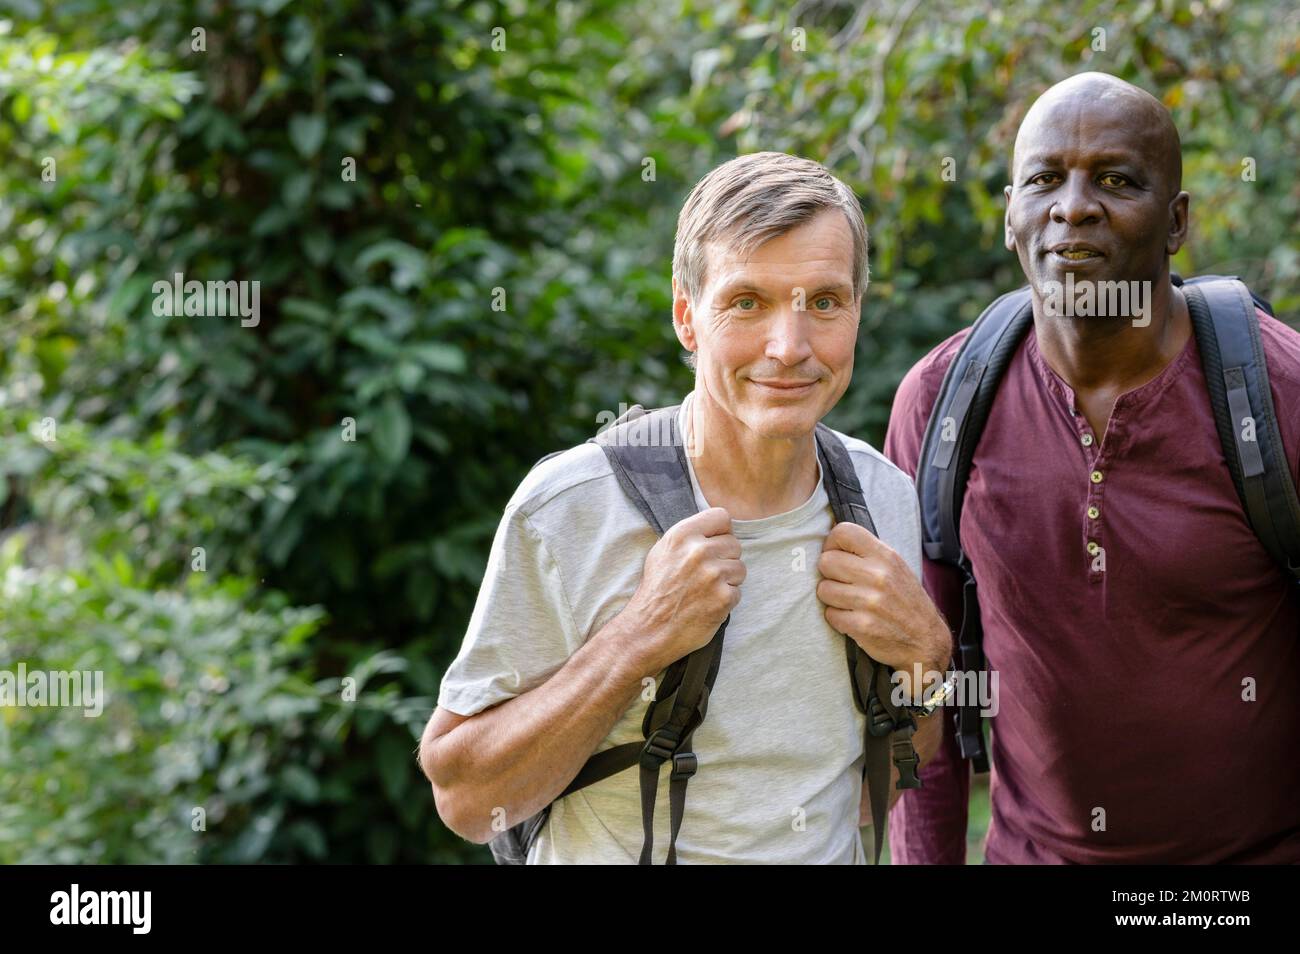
[[885, 72, 1300, 863]]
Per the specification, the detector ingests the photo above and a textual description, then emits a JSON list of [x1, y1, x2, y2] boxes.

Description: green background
[[0, 0, 1294, 863]]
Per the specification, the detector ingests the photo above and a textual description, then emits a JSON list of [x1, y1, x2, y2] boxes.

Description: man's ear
[[672, 277, 696, 353], [1003, 184, 1016, 252], [1166, 190, 1190, 256]]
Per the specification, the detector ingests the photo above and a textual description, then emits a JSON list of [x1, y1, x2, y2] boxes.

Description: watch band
[[906, 672, 957, 717]]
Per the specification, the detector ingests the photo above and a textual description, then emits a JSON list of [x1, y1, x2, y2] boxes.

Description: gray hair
[[672, 152, 869, 370]]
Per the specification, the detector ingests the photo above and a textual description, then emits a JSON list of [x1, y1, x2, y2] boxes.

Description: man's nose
[[1051, 172, 1104, 226], [765, 303, 814, 365]]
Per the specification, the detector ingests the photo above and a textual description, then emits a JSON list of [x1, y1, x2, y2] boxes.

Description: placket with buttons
[[1070, 404, 1108, 582]]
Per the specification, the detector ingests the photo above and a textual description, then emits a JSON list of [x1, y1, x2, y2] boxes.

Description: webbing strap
[[559, 741, 642, 797], [816, 422, 924, 862], [636, 748, 698, 866], [637, 729, 703, 865], [863, 720, 892, 865], [666, 729, 698, 866], [1185, 280, 1300, 580], [638, 761, 660, 865], [1224, 367, 1265, 478], [954, 572, 988, 771], [634, 611, 725, 864]]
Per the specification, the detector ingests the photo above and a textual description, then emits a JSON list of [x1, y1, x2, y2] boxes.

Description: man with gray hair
[[420, 151, 952, 863]]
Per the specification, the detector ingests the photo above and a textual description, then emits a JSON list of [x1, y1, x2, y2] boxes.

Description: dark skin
[[1005, 72, 1192, 442]]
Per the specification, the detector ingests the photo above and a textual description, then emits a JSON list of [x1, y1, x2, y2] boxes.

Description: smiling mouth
[[1049, 244, 1105, 261], [751, 379, 817, 392]]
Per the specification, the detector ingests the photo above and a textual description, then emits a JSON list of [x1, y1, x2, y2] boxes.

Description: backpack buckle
[[893, 744, 921, 789], [670, 752, 698, 781], [866, 696, 896, 737], [641, 727, 678, 768], [892, 728, 922, 790]]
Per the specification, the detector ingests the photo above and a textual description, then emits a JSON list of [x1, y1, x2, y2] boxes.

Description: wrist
[[918, 616, 953, 676], [895, 627, 952, 703], [602, 604, 664, 684]]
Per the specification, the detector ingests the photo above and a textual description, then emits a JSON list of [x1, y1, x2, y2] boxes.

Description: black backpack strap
[[815, 423, 921, 864], [635, 625, 724, 864], [918, 287, 1036, 566], [500, 403, 726, 865], [911, 274, 1300, 785], [916, 286, 1035, 773], [1181, 276, 1300, 580], [511, 407, 940, 864], [590, 405, 726, 865]]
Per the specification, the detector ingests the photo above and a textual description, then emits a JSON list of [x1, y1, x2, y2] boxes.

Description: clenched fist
[[816, 521, 950, 695], [622, 507, 745, 676]]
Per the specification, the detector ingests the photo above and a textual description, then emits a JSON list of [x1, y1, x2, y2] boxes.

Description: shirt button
[[1087, 541, 1100, 555], [1081, 433, 1094, 447], [1090, 470, 1103, 483], [1087, 505, 1100, 519]]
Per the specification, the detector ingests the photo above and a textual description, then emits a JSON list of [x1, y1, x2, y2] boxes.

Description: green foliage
[[671, 0, 1299, 437], [0, 0, 1294, 863], [0, 403, 442, 863], [0, 534, 327, 864], [0, 409, 291, 581]]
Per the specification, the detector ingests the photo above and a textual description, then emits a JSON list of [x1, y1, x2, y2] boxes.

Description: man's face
[[674, 208, 860, 441], [1004, 89, 1188, 296]]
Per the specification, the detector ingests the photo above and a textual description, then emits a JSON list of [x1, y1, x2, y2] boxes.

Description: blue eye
[[814, 296, 834, 310], [735, 297, 757, 310]]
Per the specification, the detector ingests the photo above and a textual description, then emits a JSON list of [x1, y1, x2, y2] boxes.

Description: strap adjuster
[[670, 751, 698, 781], [641, 728, 678, 768], [866, 696, 895, 737]]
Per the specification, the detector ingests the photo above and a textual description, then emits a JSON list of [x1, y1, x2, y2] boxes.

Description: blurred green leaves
[[0, 0, 1293, 865]]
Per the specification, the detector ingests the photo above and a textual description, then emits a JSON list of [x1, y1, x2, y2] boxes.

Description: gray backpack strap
[[914, 287, 1035, 775], [591, 406, 728, 865], [493, 404, 727, 865], [593, 405, 700, 533], [905, 273, 1299, 795], [815, 423, 922, 865], [1181, 275, 1300, 580]]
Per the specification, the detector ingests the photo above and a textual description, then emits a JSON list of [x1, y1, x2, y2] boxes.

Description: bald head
[[1003, 71, 1191, 299], [1013, 72, 1181, 198]]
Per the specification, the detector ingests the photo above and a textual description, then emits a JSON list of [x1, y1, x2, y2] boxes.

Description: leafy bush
[[1, 1, 1293, 863], [0, 531, 443, 863]]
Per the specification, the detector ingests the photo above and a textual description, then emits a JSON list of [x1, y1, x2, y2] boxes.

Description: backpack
[[916, 274, 1300, 772], [489, 402, 922, 864]]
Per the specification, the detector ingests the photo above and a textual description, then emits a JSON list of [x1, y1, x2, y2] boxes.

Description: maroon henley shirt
[[885, 306, 1300, 864]]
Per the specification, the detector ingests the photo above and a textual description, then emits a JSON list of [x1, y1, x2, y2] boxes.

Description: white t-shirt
[[437, 392, 924, 863]]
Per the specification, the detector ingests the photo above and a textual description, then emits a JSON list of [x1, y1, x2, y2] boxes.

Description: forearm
[[911, 707, 945, 765], [429, 611, 654, 842]]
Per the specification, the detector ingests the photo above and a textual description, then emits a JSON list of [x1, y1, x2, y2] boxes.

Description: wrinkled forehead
[[1013, 89, 1176, 183], [704, 208, 857, 291]]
